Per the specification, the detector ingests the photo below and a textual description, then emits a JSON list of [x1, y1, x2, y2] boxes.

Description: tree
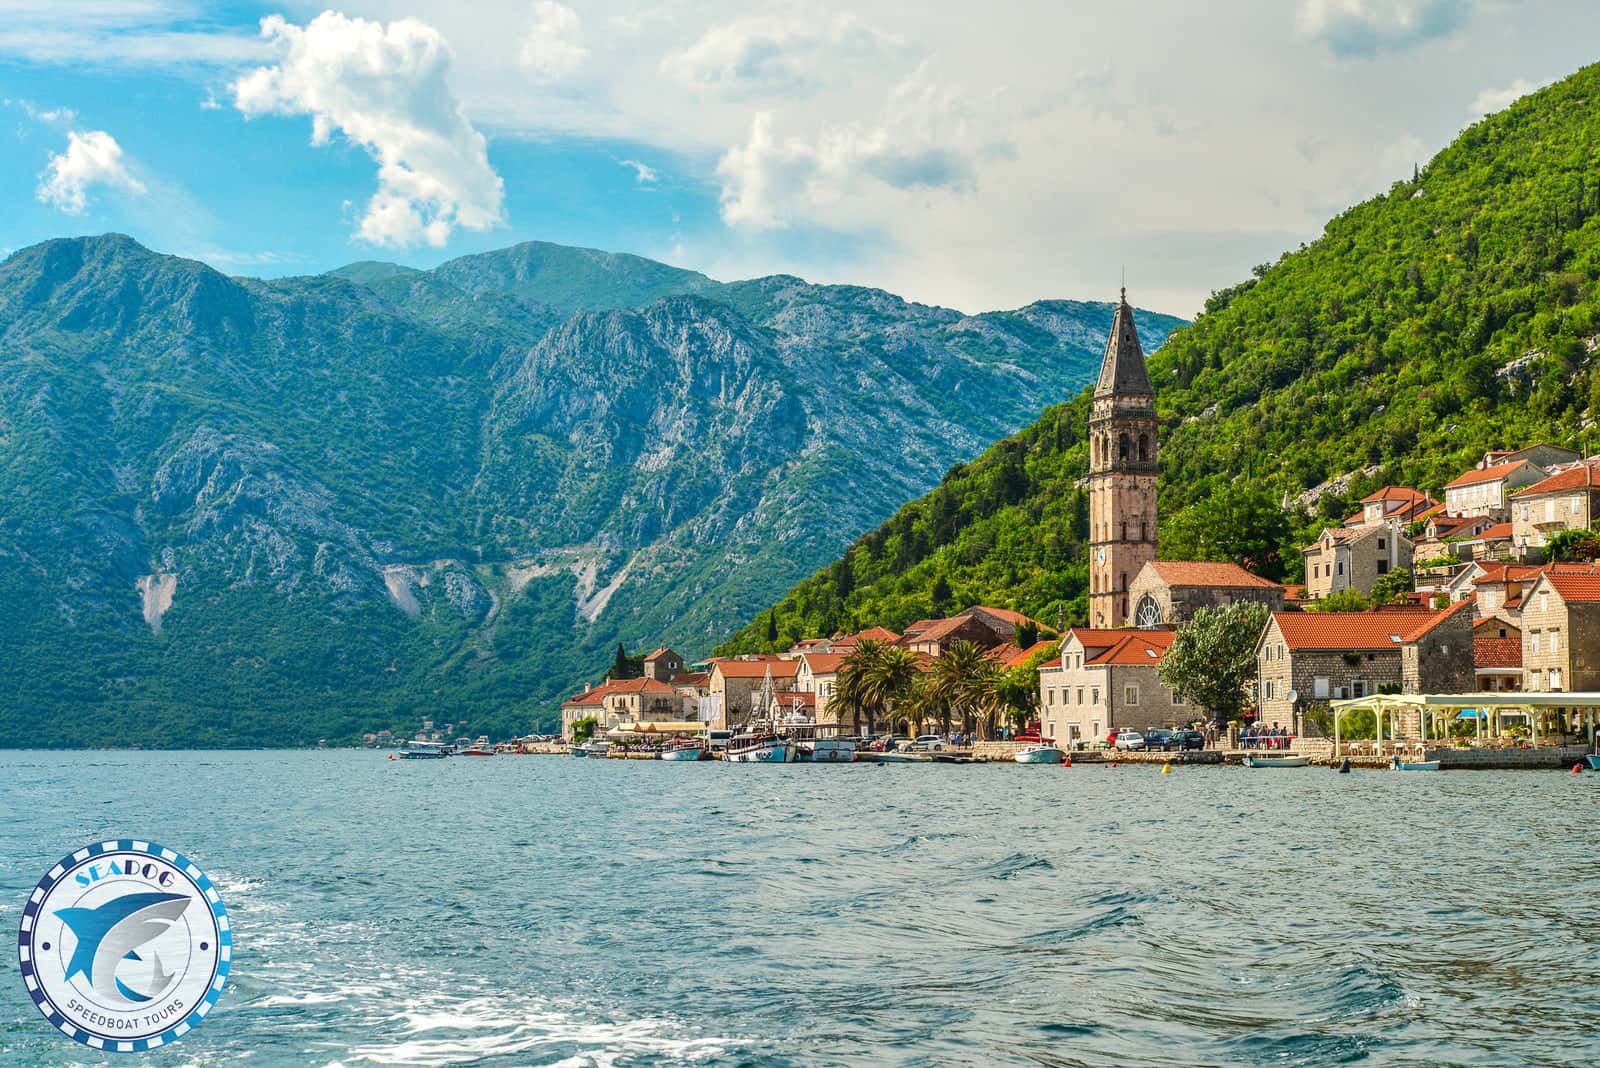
[[571, 716, 598, 743], [1015, 620, 1039, 649], [765, 610, 779, 643], [1157, 601, 1271, 725], [837, 640, 917, 735], [930, 573, 952, 613], [1159, 482, 1293, 579], [612, 643, 630, 680], [1370, 568, 1414, 605], [1547, 527, 1600, 562], [1306, 588, 1372, 613]]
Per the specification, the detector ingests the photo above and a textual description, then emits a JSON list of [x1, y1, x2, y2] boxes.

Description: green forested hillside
[[719, 60, 1600, 654]]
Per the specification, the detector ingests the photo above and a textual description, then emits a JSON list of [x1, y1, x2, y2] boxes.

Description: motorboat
[[1013, 743, 1066, 765], [659, 739, 707, 761], [1241, 754, 1310, 768], [1585, 754, 1600, 771], [570, 740, 609, 758], [397, 740, 450, 759], [1391, 755, 1442, 771], [460, 735, 496, 756]]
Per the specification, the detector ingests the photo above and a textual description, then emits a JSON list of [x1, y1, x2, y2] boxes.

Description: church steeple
[[1094, 289, 1154, 398], [1086, 286, 1159, 628]]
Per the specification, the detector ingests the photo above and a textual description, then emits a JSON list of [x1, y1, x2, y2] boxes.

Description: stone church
[[1086, 290, 1283, 628]]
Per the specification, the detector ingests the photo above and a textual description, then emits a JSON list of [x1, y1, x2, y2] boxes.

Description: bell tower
[[1087, 288, 1158, 627]]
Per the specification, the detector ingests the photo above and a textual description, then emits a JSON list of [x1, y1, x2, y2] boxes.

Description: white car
[[908, 735, 945, 751], [1114, 730, 1147, 751]]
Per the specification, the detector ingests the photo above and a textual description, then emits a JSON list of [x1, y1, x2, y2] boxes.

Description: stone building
[[642, 646, 685, 682], [560, 684, 611, 740], [1037, 628, 1183, 746], [1510, 462, 1600, 562], [1302, 524, 1414, 600], [899, 606, 1039, 657], [1254, 601, 1474, 735], [795, 651, 848, 723], [1086, 291, 1158, 627], [1126, 560, 1285, 627], [1519, 567, 1600, 692], [1345, 486, 1438, 531], [1442, 459, 1547, 520], [600, 677, 680, 725], [707, 657, 800, 728]]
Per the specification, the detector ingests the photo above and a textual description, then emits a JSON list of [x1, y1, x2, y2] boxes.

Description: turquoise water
[[1, 751, 1597, 1066]]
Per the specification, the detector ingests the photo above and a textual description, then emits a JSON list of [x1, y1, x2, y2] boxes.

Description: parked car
[[1143, 728, 1177, 751], [1113, 729, 1147, 751], [908, 735, 945, 752], [1172, 729, 1206, 751], [1103, 727, 1133, 749]]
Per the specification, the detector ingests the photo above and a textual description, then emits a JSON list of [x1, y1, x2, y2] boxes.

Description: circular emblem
[[16, 841, 231, 1053]]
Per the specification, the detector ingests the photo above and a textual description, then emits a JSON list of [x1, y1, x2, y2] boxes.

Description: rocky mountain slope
[[0, 235, 1181, 745]]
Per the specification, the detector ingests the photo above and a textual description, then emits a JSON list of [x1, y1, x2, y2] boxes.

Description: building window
[[1125, 686, 1139, 706], [1076, 687, 1084, 704], [1172, 691, 1185, 705], [1573, 495, 1583, 515], [1337, 561, 1345, 576], [1532, 631, 1541, 654], [1313, 677, 1330, 698], [1551, 630, 1560, 654], [1551, 669, 1564, 691], [1091, 688, 1101, 705]]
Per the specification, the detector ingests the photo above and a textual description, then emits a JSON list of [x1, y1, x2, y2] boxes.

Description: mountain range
[[0, 234, 1181, 745], [721, 59, 1600, 655]]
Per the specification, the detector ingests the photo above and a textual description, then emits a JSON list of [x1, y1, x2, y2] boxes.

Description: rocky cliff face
[[0, 234, 1183, 745]]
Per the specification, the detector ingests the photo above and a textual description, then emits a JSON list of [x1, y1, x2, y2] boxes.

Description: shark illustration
[[53, 892, 190, 1007]]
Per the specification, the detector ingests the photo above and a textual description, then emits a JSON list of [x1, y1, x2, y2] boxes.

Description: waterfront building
[[1086, 290, 1158, 627], [1519, 567, 1600, 691], [1126, 560, 1284, 628], [1254, 601, 1474, 734], [1037, 628, 1182, 745], [795, 652, 848, 723], [708, 657, 800, 727], [1344, 486, 1438, 531]]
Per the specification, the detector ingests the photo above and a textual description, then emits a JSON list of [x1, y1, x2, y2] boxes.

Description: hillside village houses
[[560, 288, 1600, 748]]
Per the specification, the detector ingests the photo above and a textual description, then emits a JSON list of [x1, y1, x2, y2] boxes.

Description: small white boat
[[1014, 744, 1066, 764], [725, 734, 794, 762], [1242, 754, 1310, 768], [1391, 756, 1442, 771], [571, 740, 609, 758], [397, 740, 450, 760]]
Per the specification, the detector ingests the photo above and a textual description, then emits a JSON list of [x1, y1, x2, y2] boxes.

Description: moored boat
[[460, 735, 496, 756], [660, 739, 707, 761], [1391, 756, 1442, 771], [397, 740, 450, 759], [725, 733, 794, 762], [571, 740, 609, 758], [1241, 754, 1310, 768], [1585, 754, 1600, 771], [1014, 743, 1066, 764]]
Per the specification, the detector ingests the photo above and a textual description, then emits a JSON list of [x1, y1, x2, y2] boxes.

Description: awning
[[606, 721, 708, 737]]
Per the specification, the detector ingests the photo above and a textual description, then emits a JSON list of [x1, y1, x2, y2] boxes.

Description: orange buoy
[[1062, 758, 1072, 768], [1109, 761, 1118, 769], [1573, 764, 1584, 774]]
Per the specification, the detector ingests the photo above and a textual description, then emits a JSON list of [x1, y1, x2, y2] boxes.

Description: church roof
[[1094, 292, 1154, 398]]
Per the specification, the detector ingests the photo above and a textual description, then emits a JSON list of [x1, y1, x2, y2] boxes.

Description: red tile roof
[[1271, 601, 1466, 651], [1085, 631, 1175, 666], [1065, 628, 1143, 649], [971, 605, 1044, 628], [1362, 486, 1433, 505], [1145, 561, 1282, 589], [832, 626, 900, 648], [1541, 571, 1600, 604], [1465, 522, 1514, 541], [1473, 615, 1518, 632], [562, 682, 616, 707], [603, 677, 678, 695], [1470, 563, 1545, 585], [643, 647, 676, 661], [1512, 462, 1600, 496], [669, 671, 710, 688], [799, 652, 849, 675], [1445, 460, 1532, 489], [1474, 637, 1522, 669], [711, 658, 802, 679]]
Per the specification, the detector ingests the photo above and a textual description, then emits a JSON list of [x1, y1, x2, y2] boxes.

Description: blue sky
[[5, 2, 1600, 316]]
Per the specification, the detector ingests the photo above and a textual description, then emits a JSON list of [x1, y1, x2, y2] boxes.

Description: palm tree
[[927, 640, 991, 739], [866, 645, 922, 736], [837, 640, 885, 735]]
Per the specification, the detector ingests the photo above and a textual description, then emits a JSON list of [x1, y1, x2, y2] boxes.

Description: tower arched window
[[1118, 434, 1129, 464], [1119, 571, 1127, 591], [1120, 521, 1127, 541], [1140, 519, 1147, 542], [1138, 433, 1149, 463]]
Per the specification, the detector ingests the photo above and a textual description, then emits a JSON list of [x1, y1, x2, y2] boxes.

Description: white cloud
[[232, 11, 504, 248], [716, 68, 1004, 230], [1297, 0, 1474, 58], [619, 159, 659, 184], [36, 129, 146, 213], [663, 15, 903, 99], [1470, 78, 1540, 118], [519, 1, 587, 84]]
